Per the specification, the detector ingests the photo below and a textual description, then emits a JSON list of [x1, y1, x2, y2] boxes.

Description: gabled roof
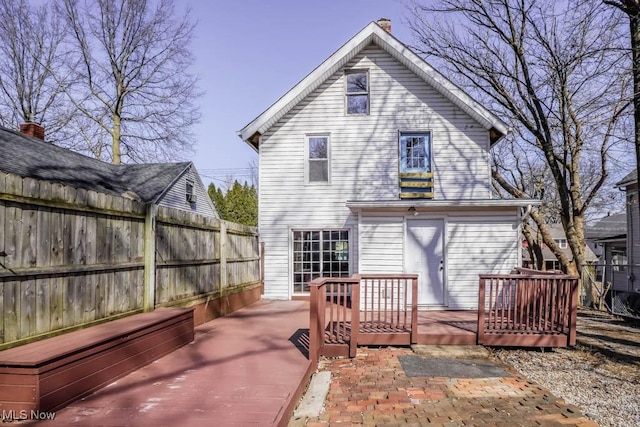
[[238, 21, 509, 149], [615, 170, 637, 187], [586, 213, 627, 241], [0, 125, 190, 204]]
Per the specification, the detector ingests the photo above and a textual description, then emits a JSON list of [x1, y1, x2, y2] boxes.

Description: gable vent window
[[345, 70, 369, 114], [186, 179, 196, 204]]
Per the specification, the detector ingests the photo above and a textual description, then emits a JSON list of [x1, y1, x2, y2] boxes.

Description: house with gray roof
[[586, 212, 627, 263], [0, 124, 217, 218], [522, 223, 598, 272], [610, 171, 640, 317]]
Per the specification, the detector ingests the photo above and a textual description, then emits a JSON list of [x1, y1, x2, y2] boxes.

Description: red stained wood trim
[[0, 308, 194, 413], [481, 333, 567, 347], [321, 343, 349, 358], [356, 333, 411, 346], [415, 334, 477, 346]]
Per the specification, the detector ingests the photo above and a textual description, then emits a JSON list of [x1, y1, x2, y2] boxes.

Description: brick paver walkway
[[303, 347, 598, 427]]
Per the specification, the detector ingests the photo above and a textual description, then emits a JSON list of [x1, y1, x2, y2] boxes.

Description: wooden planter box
[[0, 307, 194, 415]]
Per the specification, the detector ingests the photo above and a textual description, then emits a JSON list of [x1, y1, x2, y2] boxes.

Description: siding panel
[[446, 217, 519, 309], [359, 216, 404, 273]]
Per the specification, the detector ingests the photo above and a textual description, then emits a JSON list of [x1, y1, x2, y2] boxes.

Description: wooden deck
[[416, 310, 477, 345], [310, 272, 579, 363], [21, 300, 313, 427]]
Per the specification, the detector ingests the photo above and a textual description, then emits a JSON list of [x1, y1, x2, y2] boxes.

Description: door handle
[[439, 259, 444, 271]]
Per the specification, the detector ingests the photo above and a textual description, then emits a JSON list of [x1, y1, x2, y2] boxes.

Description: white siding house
[[239, 20, 534, 308]]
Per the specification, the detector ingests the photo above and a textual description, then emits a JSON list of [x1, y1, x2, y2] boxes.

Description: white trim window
[[400, 132, 431, 173], [345, 70, 369, 114], [292, 229, 350, 293], [307, 134, 329, 183]]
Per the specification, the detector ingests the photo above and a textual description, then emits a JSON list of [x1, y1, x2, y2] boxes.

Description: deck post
[[477, 276, 486, 345], [309, 280, 321, 366], [568, 277, 579, 346], [411, 275, 418, 344], [350, 277, 360, 357]]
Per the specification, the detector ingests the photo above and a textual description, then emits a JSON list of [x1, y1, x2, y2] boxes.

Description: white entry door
[[405, 219, 445, 307]]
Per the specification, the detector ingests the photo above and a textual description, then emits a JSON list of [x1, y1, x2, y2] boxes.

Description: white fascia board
[[238, 21, 509, 146], [346, 199, 540, 210]]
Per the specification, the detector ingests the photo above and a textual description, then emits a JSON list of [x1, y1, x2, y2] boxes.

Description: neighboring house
[[522, 224, 598, 271], [614, 171, 640, 299], [586, 212, 627, 266], [584, 212, 627, 308], [238, 19, 536, 308], [0, 124, 217, 218]]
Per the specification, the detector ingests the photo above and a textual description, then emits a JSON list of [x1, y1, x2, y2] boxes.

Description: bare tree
[[0, 0, 74, 142], [59, 0, 201, 164], [407, 0, 631, 274]]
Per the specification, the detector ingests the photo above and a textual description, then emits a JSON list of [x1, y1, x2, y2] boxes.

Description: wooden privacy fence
[[0, 173, 260, 349], [309, 274, 418, 364], [477, 271, 579, 347]]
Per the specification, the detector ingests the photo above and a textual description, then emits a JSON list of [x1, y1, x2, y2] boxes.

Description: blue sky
[[186, 0, 412, 187]]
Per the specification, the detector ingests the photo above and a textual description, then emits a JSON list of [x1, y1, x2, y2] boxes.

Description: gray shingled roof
[[616, 170, 637, 187], [0, 125, 189, 203], [586, 213, 627, 240]]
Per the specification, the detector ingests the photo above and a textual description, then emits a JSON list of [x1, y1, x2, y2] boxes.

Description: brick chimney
[[377, 18, 391, 34], [20, 122, 45, 140]]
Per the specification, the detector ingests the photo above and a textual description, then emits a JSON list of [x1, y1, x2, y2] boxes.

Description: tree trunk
[[112, 114, 121, 165]]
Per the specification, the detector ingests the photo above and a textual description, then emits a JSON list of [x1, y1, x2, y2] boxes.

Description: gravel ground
[[492, 309, 640, 427]]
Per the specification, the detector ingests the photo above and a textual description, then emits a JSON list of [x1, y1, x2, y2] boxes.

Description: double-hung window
[[345, 70, 369, 114], [307, 135, 329, 183], [400, 133, 431, 173]]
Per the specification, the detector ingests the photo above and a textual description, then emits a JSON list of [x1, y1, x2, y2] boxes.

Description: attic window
[[186, 179, 196, 204], [345, 70, 369, 114]]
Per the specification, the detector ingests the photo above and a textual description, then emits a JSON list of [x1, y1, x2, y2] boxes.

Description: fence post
[[220, 221, 227, 289], [260, 241, 265, 295], [143, 204, 157, 312]]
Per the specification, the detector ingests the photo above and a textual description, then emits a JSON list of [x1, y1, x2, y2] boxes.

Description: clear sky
[[186, 0, 413, 188]]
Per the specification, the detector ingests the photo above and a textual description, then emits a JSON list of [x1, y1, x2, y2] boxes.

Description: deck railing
[[357, 274, 418, 345], [478, 271, 579, 347], [309, 274, 418, 365]]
